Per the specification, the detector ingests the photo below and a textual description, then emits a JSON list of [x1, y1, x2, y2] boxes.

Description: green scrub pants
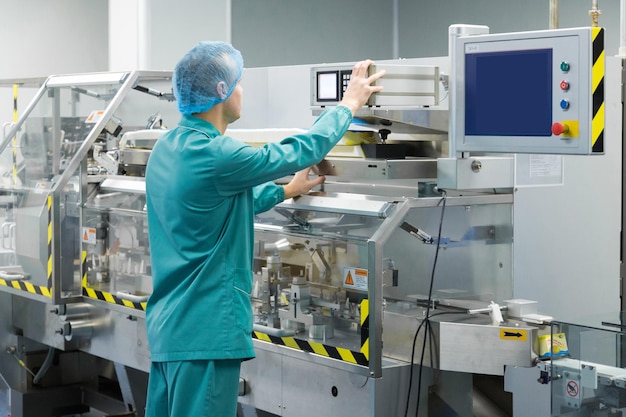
[[145, 359, 241, 417]]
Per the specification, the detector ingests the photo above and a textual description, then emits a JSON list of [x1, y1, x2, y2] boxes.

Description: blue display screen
[[465, 49, 553, 136]]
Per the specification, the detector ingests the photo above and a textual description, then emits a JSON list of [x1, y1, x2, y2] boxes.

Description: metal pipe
[[61, 319, 94, 341], [589, 0, 601, 27], [392, 0, 399, 59], [468, 305, 508, 315], [549, 0, 559, 29]]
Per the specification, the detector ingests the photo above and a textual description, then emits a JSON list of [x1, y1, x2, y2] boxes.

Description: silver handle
[[8, 223, 14, 250], [115, 291, 149, 303], [2, 122, 14, 141], [1, 223, 9, 250], [0, 270, 26, 281]]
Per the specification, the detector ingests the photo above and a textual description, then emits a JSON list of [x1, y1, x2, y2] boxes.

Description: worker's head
[[173, 41, 244, 115]]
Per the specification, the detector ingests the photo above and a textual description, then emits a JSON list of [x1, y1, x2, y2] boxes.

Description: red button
[[552, 122, 569, 136], [560, 80, 570, 91]]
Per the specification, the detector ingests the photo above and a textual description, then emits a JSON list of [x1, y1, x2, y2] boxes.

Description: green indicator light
[[560, 61, 570, 72]]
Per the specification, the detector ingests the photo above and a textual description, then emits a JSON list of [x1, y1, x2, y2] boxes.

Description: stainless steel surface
[[382, 306, 434, 365], [119, 148, 151, 166], [431, 315, 535, 376], [276, 191, 397, 218], [354, 107, 449, 135], [238, 345, 283, 413], [45, 72, 129, 87], [369, 64, 440, 106], [437, 156, 515, 190], [321, 157, 438, 180], [0, 77, 47, 87], [99, 176, 146, 194], [313, 107, 449, 135], [241, 340, 442, 417], [75, 307, 150, 372]]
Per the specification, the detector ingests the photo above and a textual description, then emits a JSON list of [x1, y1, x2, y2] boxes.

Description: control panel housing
[[451, 27, 604, 155]]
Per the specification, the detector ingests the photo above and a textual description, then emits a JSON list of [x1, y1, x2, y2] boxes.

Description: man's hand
[[283, 168, 325, 199], [339, 60, 386, 115]]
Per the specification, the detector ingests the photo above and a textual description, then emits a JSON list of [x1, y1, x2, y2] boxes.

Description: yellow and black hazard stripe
[[12, 85, 17, 122], [253, 298, 370, 366], [360, 299, 369, 360], [47, 195, 52, 290], [81, 251, 147, 311], [253, 331, 368, 366], [591, 27, 605, 153], [0, 278, 51, 297], [82, 285, 147, 311]]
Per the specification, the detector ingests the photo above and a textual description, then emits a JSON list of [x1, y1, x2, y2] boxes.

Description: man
[[144, 41, 384, 416]]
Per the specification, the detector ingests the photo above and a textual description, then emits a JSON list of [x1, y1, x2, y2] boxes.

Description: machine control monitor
[[452, 27, 604, 155]]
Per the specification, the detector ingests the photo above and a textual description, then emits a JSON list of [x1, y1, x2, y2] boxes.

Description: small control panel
[[310, 64, 440, 108], [452, 26, 605, 155]]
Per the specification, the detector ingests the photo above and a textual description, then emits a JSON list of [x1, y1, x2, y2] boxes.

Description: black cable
[[415, 190, 447, 416], [403, 190, 448, 417], [404, 310, 458, 417], [404, 312, 430, 417]]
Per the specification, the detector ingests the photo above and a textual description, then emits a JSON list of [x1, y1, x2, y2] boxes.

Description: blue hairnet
[[173, 41, 244, 115]]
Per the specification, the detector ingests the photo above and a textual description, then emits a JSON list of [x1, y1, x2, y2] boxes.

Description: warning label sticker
[[86, 110, 105, 123], [566, 379, 579, 398], [343, 267, 368, 291], [82, 227, 96, 245]]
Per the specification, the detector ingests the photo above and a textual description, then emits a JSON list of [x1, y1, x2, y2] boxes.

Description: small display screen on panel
[[317, 71, 339, 101]]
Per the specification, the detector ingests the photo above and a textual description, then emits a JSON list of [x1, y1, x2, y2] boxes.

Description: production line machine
[[0, 24, 622, 417]]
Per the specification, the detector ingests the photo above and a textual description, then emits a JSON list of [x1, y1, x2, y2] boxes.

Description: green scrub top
[[145, 106, 353, 362]]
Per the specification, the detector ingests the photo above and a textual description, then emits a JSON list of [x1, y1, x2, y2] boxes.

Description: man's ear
[[217, 81, 228, 99]]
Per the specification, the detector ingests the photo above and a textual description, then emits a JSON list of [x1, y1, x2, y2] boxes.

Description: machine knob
[[551, 122, 569, 136]]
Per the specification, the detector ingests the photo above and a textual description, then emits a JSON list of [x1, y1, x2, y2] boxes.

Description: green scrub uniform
[[144, 105, 352, 416]]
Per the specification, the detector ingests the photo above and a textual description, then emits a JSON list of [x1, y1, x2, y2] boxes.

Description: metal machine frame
[[0, 25, 621, 417]]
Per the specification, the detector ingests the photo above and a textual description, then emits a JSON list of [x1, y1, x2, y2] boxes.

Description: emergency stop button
[[551, 122, 569, 136]]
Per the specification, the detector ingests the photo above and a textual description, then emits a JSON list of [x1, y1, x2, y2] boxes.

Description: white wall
[[0, 0, 231, 133], [109, 0, 231, 71], [0, 0, 109, 79], [0, 0, 108, 130]]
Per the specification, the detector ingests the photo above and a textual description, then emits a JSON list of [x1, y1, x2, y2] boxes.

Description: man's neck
[[193, 105, 226, 134]]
